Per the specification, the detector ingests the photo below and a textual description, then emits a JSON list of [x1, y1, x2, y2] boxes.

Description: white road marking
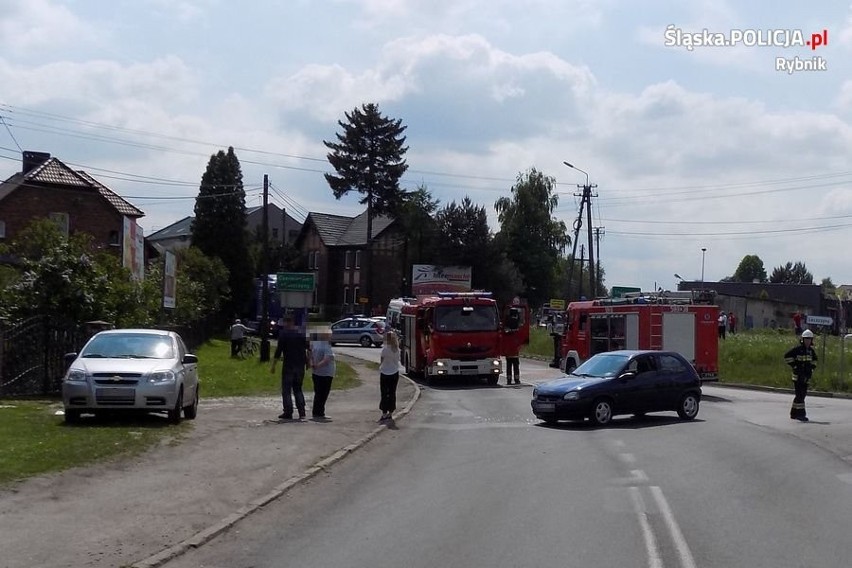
[[650, 485, 697, 568], [620, 452, 637, 464], [629, 487, 664, 568]]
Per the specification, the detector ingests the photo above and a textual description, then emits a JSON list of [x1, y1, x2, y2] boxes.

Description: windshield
[[81, 333, 175, 359], [572, 353, 629, 378], [434, 305, 499, 332]]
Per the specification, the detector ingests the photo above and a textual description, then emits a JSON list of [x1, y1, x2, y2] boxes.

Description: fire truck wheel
[[589, 398, 613, 426], [677, 393, 700, 420]]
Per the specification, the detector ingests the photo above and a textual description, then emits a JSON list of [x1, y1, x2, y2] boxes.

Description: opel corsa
[[531, 350, 701, 426]]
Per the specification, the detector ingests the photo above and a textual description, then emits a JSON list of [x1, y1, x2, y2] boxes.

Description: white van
[[386, 297, 416, 331]]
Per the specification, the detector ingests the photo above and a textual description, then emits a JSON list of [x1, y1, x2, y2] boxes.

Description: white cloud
[[0, 0, 97, 54]]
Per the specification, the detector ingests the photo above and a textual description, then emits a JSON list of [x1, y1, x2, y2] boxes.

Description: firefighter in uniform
[[784, 328, 817, 422]]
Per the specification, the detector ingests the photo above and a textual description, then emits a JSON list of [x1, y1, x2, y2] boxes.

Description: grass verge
[[0, 338, 359, 485]]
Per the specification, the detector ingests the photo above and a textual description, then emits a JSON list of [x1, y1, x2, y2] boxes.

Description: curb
[[131, 373, 421, 568], [709, 381, 852, 400]]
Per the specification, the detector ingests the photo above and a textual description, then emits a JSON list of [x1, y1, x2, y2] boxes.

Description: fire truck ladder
[[649, 310, 664, 350]]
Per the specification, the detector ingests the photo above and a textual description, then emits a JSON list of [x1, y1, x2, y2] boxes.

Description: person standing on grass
[[270, 315, 309, 421], [378, 330, 401, 422], [229, 318, 250, 358], [785, 328, 817, 422], [308, 328, 335, 420]]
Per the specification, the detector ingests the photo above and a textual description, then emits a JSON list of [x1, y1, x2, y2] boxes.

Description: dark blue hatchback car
[[531, 350, 701, 426]]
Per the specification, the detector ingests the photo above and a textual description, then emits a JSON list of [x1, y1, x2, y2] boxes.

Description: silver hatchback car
[[62, 329, 200, 424]]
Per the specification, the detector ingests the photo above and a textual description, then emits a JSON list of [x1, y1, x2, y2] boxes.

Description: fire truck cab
[[400, 292, 529, 385], [559, 291, 719, 381]]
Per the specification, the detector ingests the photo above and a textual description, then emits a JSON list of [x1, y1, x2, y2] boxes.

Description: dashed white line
[[629, 487, 664, 568], [650, 485, 698, 568]]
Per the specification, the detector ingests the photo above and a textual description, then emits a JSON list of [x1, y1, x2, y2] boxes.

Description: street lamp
[[701, 248, 707, 285], [674, 273, 684, 280], [563, 161, 589, 187]]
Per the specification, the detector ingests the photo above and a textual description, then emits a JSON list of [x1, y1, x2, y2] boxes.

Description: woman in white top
[[378, 330, 401, 422]]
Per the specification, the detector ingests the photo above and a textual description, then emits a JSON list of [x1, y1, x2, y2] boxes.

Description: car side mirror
[[619, 371, 637, 381], [63, 352, 78, 369], [183, 354, 199, 364]]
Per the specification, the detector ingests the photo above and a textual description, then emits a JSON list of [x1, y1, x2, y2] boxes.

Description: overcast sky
[[2, 0, 851, 293]]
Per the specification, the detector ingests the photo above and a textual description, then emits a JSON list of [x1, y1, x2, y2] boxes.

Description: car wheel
[[184, 385, 199, 419], [677, 393, 700, 420], [64, 409, 81, 424], [168, 388, 183, 424], [590, 398, 613, 426], [359, 335, 372, 348]]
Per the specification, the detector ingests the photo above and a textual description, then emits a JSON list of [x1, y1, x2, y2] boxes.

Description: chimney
[[22, 151, 51, 174]]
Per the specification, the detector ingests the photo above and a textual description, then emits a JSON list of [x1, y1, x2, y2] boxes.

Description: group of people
[[716, 311, 737, 339], [269, 315, 401, 423]]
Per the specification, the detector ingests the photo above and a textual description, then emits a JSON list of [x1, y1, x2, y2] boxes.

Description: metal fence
[[0, 316, 215, 398], [0, 315, 89, 397]]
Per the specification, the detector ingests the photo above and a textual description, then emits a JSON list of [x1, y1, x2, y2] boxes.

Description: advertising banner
[[411, 265, 472, 295]]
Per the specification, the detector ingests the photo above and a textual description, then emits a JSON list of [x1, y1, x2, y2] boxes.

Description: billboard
[[411, 265, 472, 295], [163, 251, 177, 309], [122, 216, 145, 281]]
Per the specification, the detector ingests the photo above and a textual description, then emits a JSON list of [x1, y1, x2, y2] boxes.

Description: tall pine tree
[[324, 103, 408, 313], [191, 147, 252, 320]]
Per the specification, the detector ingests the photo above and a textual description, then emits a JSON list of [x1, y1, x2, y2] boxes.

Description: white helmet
[[801, 329, 814, 339]]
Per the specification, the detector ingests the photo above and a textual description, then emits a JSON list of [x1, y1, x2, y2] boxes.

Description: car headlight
[[562, 391, 580, 401], [436, 361, 445, 367], [65, 369, 88, 383], [532, 387, 538, 398], [491, 359, 500, 367], [148, 370, 177, 384]]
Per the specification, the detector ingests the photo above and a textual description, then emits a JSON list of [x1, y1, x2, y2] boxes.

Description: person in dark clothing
[[270, 316, 309, 420], [784, 328, 817, 422]]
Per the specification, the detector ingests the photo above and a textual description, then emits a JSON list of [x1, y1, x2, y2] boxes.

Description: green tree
[[435, 197, 522, 305], [821, 277, 835, 294], [144, 247, 230, 325], [324, 103, 409, 313], [770, 261, 814, 284], [494, 168, 570, 307], [0, 220, 128, 324], [732, 254, 768, 283], [396, 185, 440, 294], [191, 147, 252, 320]]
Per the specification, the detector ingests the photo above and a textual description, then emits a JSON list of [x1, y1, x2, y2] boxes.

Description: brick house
[[0, 151, 144, 256], [296, 211, 404, 319]]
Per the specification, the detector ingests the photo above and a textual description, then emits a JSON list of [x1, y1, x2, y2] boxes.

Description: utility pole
[[594, 226, 605, 296], [260, 174, 271, 362], [578, 245, 585, 299], [563, 162, 598, 300]]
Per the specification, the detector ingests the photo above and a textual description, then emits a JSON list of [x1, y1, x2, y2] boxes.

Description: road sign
[[277, 272, 315, 292], [806, 315, 833, 326], [612, 286, 641, 298], [549, 299, 566, 310]]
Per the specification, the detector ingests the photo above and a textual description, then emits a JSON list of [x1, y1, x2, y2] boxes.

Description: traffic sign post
[[277, 272, 315, 309], [805, 315, 833, 380]]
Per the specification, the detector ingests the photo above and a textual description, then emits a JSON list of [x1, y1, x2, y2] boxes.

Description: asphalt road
[[162, 348, 852, 568]]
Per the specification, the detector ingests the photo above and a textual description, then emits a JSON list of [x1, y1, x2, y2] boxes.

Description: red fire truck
[[400, 292, 530, 385], [558, 291, 719, 381]]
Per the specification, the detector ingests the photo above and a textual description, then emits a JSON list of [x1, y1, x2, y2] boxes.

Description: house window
[[313, 251, 321, 270], [345, 251, 351, 269], [49, 212, 69, 237], [272, 228, 279, 239], [354, 250, 361, 269], [353, 286, 360, 305], [0, 220, 5, 239], [343, 286, 350, 305], [108, 230, 120, 246]]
